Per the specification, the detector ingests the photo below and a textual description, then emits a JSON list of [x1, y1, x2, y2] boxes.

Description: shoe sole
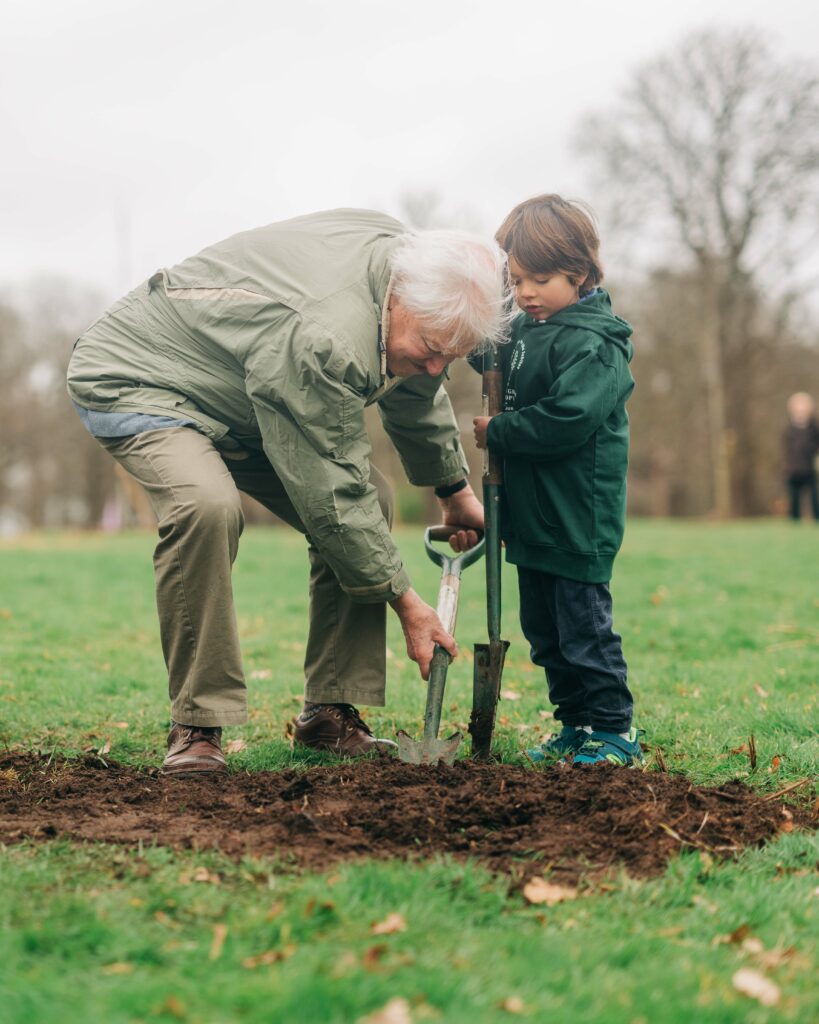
[[573, 758, 645, 768], [162, 761, 228, 777]]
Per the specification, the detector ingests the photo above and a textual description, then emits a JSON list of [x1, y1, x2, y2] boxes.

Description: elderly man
[[67, 208, 508, 775]]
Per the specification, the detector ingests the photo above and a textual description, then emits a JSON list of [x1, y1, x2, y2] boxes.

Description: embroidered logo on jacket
[[504, 339, 525, 411]]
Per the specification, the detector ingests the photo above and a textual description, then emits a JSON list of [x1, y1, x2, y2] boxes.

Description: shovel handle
[[427, 524, 484, 543], [483, 349, 504, 485], [436, 573, 460, 636], [424, 644, 451, 741], [424, 527, 485, 573]]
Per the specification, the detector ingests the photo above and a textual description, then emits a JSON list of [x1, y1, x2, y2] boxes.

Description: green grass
[[0, 520, 817, 1022]]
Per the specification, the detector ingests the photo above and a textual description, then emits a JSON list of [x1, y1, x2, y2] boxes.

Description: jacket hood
[[520, 289, 633, 360]]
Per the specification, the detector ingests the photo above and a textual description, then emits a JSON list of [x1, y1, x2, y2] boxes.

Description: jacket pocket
[[505, 448, 597, 552], [536, 451, 596, 553], [503, 461, 559, 545]]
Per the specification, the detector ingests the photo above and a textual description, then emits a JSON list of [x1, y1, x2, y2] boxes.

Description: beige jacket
[[67, 209, 469, 601]]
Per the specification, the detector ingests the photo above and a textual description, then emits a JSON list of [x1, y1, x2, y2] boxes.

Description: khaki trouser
[[99, 428, 393, 727]]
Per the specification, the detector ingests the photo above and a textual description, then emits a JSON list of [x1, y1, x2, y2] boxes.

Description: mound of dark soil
[[0, 753, 810, 884]]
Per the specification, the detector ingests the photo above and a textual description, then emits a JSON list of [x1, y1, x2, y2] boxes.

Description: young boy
[[473, 194, 642, 766]]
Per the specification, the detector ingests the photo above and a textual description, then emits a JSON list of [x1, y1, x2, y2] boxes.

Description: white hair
[[389, 229, 513, 354]]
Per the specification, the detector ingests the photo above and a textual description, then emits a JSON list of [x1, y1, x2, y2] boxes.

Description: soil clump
[[0, 753, 810, 884]]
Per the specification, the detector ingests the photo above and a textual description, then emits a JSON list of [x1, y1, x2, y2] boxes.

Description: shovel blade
[[395, 729, 462, 766], [469, 639, 509, 760]]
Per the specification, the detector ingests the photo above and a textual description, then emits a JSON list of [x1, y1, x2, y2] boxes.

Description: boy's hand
[[473, 415, 493, 450]]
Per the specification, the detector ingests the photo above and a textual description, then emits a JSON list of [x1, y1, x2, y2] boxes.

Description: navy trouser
[[517, 567, 633, 733]]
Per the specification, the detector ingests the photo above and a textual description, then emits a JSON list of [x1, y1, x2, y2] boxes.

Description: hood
[[521, 289, 633, 361]]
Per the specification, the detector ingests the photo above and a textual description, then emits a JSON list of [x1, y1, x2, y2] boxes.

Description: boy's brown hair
[[495, 194, 603, 294]]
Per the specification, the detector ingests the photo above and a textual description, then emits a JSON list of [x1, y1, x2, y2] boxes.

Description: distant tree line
[[0, 26, 816, 532], [576, 26, 819, 516]]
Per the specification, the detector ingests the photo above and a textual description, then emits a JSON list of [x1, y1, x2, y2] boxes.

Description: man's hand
[[389, 588, 457, 680], [473, 415, 493, 450], [438, 481, 484, 552]]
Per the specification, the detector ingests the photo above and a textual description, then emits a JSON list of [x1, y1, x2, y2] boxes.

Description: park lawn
[[0, 519, 817, 1023]]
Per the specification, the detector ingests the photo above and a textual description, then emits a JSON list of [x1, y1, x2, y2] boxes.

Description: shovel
[[396, 525, 485, 766], [469, 345, 510, 760]]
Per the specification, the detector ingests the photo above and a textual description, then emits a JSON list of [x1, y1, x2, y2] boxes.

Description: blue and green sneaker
[[573, 727, 645, 767], [525, 726, 590, 763]]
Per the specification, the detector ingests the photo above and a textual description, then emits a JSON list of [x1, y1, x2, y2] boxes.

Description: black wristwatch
[[434, 479, 468, 499]]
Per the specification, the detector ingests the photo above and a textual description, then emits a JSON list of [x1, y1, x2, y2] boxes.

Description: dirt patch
[[0, 753, 811, 884]]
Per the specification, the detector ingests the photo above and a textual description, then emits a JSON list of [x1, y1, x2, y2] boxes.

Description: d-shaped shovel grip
[[424, 525, 485, 573]]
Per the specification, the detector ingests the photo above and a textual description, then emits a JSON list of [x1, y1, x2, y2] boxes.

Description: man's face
[[385, 299, 458, 378]]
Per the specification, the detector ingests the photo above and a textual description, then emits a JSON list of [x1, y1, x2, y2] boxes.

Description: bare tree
[[577, 27, 819, 516], [618, 268, 819, 517], [0, 278, 117, 532]]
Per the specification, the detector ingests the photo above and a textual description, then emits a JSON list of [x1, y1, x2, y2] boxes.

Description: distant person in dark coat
[[783, 392, 819, 521]]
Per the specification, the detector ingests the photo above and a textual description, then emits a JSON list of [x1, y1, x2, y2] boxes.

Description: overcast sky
[[3, 0, 818, 302]]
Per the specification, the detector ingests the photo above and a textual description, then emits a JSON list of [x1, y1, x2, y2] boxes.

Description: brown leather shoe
[[163, 723, 228, 777], [292, 703, 397, 756]]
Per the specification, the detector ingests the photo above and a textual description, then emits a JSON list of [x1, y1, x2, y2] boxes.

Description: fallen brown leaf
[[412, 1001, 441, 1020], [265, 901, 285, 921], [162, 995, 187, 1020], [101, 962, 133, 975], [209, 923, 228, 961], [362, 943, 389, 970], [500, 995, 526, 1014], [741, 937, 765, 955], [357, 998, 413, 1024], [225, 739, 247, 754], [192, 867, 221, 885], [522, 878, 577, 906], [501, 689, 521, 701], [242, 944, 297, 969], [758, 946, 799, 970], [303, 898, 335, 918], [332, 951, 358, 977], [732, 968, 781, 1007], [371, 911, 407, 935]]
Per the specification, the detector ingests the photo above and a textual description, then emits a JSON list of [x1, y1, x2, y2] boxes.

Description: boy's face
[[508, 255, 583, 320]]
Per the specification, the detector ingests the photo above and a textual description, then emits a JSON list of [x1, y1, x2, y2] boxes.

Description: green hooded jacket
[[67, 209, 469, 602], [486, 290, 634, 583]]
